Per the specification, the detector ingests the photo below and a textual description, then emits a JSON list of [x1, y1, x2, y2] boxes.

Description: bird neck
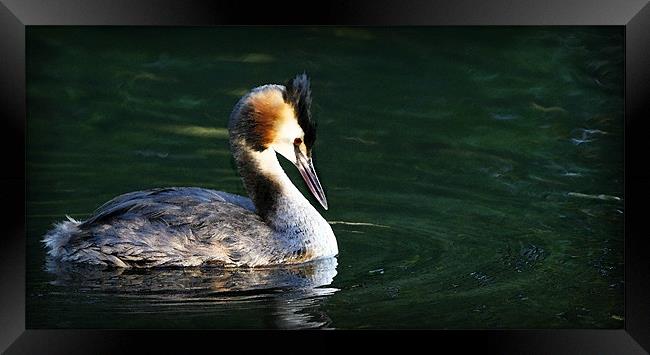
[[232, 143, 326, 232], [233, 146, 338, 259]]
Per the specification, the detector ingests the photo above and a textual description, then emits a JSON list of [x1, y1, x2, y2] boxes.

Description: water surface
[[26, 27, 624, 329]]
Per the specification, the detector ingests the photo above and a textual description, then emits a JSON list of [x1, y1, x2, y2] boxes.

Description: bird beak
[[294, 146, 329, 210]]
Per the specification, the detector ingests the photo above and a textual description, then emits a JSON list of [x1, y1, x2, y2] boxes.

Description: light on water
[[27, 27, 623, 329]]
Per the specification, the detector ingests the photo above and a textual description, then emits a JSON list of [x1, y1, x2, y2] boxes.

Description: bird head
[[229, 73, 328, 210]]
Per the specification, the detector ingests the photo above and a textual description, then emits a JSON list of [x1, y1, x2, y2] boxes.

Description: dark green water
[[26, 27, 624, 329]]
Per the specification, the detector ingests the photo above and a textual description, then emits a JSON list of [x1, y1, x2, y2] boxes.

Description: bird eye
[[293, 138, 302, 145]]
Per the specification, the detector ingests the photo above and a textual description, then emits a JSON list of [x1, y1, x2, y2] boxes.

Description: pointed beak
[[294, 146, 328, 210]]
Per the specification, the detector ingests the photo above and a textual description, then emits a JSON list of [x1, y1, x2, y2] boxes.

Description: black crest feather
[[283, 73, 316, 149]]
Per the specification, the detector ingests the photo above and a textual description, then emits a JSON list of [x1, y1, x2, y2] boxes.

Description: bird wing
[[66, 187, 270, 267], [79, 187, 255, 228]]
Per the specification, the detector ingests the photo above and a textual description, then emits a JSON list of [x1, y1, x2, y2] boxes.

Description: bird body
[[43, 74, 338, 268]]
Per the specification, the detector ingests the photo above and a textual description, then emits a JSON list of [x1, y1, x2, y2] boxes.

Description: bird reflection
[[45, 257, 339, 329]]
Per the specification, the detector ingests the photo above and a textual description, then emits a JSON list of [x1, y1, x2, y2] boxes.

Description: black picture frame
[[2, 0, 649, 353]]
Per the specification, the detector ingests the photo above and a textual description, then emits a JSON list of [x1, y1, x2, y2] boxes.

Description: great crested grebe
[[43, 73, 338, 268]]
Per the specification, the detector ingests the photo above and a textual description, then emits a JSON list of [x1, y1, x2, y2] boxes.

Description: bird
[[42, 73, 338, 268]]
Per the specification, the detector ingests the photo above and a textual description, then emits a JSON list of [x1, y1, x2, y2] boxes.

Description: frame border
[[2, 0, 648, 353]]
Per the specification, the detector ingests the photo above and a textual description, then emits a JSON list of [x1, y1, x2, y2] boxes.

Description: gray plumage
[[44, 188, 276, 267], [43, 74, 338, 268]]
